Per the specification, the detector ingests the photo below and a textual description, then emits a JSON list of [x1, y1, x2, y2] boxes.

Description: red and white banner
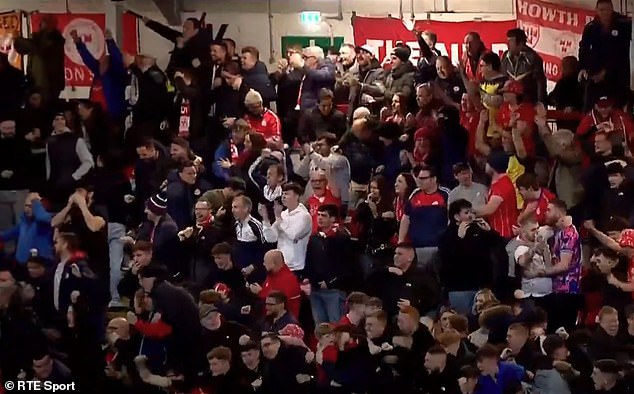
[[516, 0, 595, 81], [30, 13, 138, 87], [352, 17, 516, 66]]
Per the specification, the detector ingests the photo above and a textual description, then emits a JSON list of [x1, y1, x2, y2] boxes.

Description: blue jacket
[[76, 39, 126, 118], [475, 362, 525, 394], [300, 59, 336, 111], [212, 139, 244, 182], [1, 200, 53, 264]]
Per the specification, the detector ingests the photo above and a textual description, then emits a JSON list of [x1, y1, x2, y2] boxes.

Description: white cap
[[356, 44, 375, 56]]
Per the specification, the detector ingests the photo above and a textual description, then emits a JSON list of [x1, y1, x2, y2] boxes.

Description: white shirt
[[235, 215, 264, 243], [53, 262, 65, 311], [514, 244, 552, 298], [263, 204, 312, 271]]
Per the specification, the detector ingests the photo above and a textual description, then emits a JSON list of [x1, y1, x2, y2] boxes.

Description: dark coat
[[243, 61, 277, 105], [297, 106, 348, 143], [15, 28, 65, 99], [366, 263, 441, 317], [300, 60, 336, 111], [384, 62, 416, 105]]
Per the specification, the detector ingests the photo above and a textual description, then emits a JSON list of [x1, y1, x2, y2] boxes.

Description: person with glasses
[[398, 165, 449, 268]]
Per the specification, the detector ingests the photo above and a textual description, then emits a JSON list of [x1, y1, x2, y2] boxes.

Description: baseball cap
[[355, 44, 375, 56]]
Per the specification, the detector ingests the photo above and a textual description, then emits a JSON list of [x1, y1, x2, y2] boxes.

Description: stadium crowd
[[1, 0, 634, 393]]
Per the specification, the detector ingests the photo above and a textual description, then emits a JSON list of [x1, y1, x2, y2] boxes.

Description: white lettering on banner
[[543, 61, 559, 79], [64, 67, 87, 82], [62, 18, 105, 66], [363, 39, 507, 65], [517, 0, 594, 28]]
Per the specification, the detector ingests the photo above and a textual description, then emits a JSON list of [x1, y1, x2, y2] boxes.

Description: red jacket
[[245, 108, 282, 143], [260, 265, 301, 318]]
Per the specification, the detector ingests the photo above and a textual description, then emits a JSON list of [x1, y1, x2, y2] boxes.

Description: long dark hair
[[396, 172, 417, 199], [369, 175, 394, 214]]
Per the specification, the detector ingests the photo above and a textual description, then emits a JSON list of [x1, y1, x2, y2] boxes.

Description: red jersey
[[521, 188, 555, 225], [576, 109, 634, 167], [245, 108, 282, 143], [307, 189, 341, 234], [460, 110, 480, 157], [487, 174, 519, 238], [496, 102, 537, 157]]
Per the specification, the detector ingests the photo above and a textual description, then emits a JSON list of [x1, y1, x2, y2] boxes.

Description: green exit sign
[[299, 11, 321, 25]]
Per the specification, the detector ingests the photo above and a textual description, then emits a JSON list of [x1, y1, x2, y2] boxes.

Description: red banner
[[30, 13, 138, 87], [352, 17, 516, 65], [516, 0, 595, 81]]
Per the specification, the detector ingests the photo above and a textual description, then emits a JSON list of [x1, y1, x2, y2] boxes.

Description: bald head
[[263, 250, 285, 272], [108, 317, 131, 341]]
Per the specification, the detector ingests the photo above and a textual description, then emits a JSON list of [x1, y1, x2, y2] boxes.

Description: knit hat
[[486, 151, 509, 174], [199, 303, 219, 320], [146, 191, 167, 216], [392, 46, 410, 62], [244, 89, 263, 106]]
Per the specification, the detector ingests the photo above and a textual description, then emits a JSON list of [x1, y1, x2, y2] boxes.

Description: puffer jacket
[[384, 61, 416, 106]]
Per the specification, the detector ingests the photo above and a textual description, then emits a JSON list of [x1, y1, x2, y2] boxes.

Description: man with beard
[[243, 89, 282, 144], [259, 290, 299, 334], [334, 43, 358, 105], [415, 345, 461, 394], [179, 198, 221, 289], [297, 88, 347, 143], [540, 199, 582, 332], [459, 32, 487, 84], [347, 45, 384, 116]]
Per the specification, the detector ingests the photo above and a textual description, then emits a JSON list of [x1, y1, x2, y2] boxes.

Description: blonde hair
[[244, 89, 263, 105], [472, 289, 498, 315]]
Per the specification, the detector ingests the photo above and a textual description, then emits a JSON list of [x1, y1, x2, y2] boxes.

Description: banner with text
[[0, 11, 22, 69], [30, 12, 138, 87], [352, 17, 515, 66], [516, 0, 595, 81]]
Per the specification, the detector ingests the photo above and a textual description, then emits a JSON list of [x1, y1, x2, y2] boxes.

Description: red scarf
[[318, 223, 340, 238], [178, 99, 191, 138], [196, 214, 213, 230]]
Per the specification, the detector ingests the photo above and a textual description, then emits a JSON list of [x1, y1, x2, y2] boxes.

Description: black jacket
[[366, 263, 441, 317], [145, 20, 212, 79], [305, 228, 355, 291], [126, 64, 170, 130], [438, 222, 499, 291], [260, 344, 311, 394], [270, 68, 303, 119], [243, 61, 277, 105], [137, 215, 181, 275], [0, 135, 30, 190]]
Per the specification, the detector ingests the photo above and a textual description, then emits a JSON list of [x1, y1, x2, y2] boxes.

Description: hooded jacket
[[384, 61, 416, 106]]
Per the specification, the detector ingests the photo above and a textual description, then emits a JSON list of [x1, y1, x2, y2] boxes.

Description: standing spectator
[[244, 89, 282, 144], [433, 56, 466, 109], [166, 161, 210, 230], [14, 14, 65, 104], [124, 54, 169, 139], [217, 61, 250, 122], [334, 43, 358, 105], [579, 0, 632, 108], [516, 172, 556, 225], [241, 46, 277, 106], [548, 56, 583, 130], [261, 183, 312, 275], [542, 199, 582, 332], [0, 118, 30, 232], [0, 52, 25, 114], [448, 163, 488, 207], [474, 152, 518, 239], [270, 46, 304, 144], [478, 53, 508, 138], [384, 47, 416, 106], [340, 118, 382, 204], [439, 199, 498, 315], [71, 29, 126, 120], [232, 195, 268, 283], [366, 243, 441, 318], [460, 32, 487, 84], [173, 68, 207, 140], [305, 171, 341, 233], [297, 88, 347, 143], [136, 192, 181, 276], [348, 45, 384, 117], [414, 30, 440, 84], [77, 100, 116, 160], [141, 15, 212, 79], [297, 46, 336, 112], [304, 204, 353, 324], [398, 165, 448, 267], [501, 28, 547, 103], [133, 138, 170, 215], [45, 113, 94, 210], [0, 193, 53, 265]]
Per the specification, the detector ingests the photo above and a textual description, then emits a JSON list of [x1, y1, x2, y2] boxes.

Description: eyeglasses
[[417, 176, 432, 180]]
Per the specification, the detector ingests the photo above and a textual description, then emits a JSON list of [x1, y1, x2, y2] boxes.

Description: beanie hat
[[486, 151, 509, 174], [392, 46, 410, 62], [244, 89, 263, 106], [146, 191, 167, 216], [279, 324, 304, 339], [199, 303, 219, 320]]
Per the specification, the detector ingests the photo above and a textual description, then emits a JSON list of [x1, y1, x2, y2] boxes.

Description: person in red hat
[[576, 96, 634, 161], [495, 79, 537, 159]]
